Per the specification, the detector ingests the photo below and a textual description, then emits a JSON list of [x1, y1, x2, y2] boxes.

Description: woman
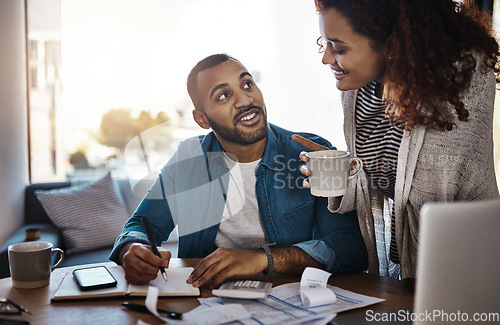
[[295, 0, 500, 279]]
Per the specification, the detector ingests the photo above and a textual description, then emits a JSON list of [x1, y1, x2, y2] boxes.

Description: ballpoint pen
[[0, 299, 31, 315], [121, 302, 182, 320], [141, 217, 168, 282]]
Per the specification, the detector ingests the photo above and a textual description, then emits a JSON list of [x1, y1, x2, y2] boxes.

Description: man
[[109, 54, 367, 288]]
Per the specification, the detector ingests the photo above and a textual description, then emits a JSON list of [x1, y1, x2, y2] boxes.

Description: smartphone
[[73, 266, 117, 291]]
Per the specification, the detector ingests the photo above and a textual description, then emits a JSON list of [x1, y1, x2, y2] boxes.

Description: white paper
[[300, 267, 336, 307], [197, 281, 384, 324], [272, 282, 385, 313], [183, 304, 251, 325], [301, 267, 332, 288], [145, 286, 252, 324], [143, 267, 385, 325], [301, 287, 337, 308], [128, 268, 199, 296], [199, 296, 336, 325]]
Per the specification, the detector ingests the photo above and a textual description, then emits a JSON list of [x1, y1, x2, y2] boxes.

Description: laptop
[[414, 199, 500, 325], [331, 199, 500, 325]]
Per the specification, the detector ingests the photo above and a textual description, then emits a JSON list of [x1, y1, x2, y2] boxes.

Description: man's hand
[[121, 242, 171, 285], [186, 248, 268, 289]]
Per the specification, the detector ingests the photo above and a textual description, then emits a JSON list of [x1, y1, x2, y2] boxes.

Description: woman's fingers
[[299, 151, 309, 162], [293, 135, 327, 187], [300, 164, 311, 176]]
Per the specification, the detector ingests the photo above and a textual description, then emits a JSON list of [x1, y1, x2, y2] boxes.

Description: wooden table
[[0, 258, 414, 324]]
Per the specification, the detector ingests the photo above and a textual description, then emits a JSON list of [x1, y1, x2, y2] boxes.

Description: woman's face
[[319, 8, 386, 91]]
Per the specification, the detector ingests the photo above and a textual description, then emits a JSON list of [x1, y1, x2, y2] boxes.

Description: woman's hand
[[292, 134, 330, 189]]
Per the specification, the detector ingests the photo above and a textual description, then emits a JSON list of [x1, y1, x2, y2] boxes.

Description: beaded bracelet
[[259, 244, 274, 276]]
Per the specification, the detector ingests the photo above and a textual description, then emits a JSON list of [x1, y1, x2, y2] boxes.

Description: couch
[[0, 177, 178, 279]]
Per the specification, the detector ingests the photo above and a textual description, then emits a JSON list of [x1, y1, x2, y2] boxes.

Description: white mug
[[306, 150, 363, 197], [8, 242, 64, 289]]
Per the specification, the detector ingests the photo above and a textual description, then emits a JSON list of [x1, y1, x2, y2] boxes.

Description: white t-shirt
[[214, 154, 268, 249]]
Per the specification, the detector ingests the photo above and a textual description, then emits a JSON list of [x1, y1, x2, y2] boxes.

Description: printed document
[[144, 267, 384, 324]]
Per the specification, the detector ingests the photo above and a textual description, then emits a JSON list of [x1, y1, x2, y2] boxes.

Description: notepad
[[51, 265, 200, 301]]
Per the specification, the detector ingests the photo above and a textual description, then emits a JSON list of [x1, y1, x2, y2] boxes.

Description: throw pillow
[[35, 173, 130, 255]]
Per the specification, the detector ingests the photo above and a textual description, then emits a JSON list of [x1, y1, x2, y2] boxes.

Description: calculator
[[212, 280, 273, 299]]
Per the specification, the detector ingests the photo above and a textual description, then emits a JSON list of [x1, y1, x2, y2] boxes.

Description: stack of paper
[[144, 267, 385, 324]]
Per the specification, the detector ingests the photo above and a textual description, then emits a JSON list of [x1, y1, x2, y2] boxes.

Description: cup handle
[[348, 158, 363, 178], [51, 248, 65, 271]]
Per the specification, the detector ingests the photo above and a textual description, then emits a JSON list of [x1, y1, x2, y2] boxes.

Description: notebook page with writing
[[127, 267, 200, 296]]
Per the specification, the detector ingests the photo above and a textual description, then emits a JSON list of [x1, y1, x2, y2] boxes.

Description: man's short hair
[[187, 54, 240, 111]]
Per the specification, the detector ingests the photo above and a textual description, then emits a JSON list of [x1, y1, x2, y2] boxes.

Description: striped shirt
[[355, 81, 403, 263]]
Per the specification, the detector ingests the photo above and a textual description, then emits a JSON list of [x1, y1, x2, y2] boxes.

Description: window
[[27, 0, 343, 184], [27, 0, 500, 187], [27, 0, 64, 182]]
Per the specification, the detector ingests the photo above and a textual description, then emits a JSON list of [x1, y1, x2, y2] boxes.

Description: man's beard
[[206, 106, 268, 145]]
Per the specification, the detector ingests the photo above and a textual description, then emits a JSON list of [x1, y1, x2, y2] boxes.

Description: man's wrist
[[259, 243, 276, 276]]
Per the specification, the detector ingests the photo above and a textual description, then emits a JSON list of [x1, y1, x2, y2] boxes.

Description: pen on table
[[121, 302, 182, 320], [6, 299, 30, 315], [0, 298, 31, 315], [141, 217, 168, 282]]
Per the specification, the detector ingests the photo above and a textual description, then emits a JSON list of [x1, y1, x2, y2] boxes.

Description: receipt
[[300, 267, 337, 307]]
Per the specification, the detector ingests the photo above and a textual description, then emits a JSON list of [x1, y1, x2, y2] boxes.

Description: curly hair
[[315, 0, 500, 130]]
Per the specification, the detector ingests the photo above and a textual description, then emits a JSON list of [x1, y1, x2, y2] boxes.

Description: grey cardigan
[[329, 64, 499, 279]]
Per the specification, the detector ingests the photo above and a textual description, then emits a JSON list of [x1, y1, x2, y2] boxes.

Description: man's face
[[196, 59, 268, 145]]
